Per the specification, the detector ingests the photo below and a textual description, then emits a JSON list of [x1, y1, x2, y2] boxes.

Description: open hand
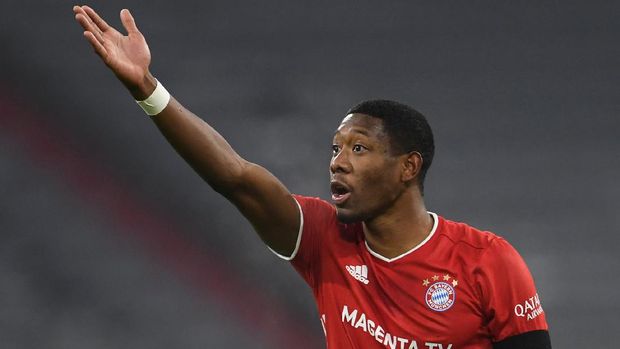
[[74, 5, 155, 99]]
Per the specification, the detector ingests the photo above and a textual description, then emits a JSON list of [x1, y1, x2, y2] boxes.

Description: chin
[[336, 207, 365, 224]]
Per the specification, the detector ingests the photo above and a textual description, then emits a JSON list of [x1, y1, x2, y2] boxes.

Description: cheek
[[358, 162, 401, 199]]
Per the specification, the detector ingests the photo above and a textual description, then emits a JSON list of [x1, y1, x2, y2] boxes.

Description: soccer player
[[73, 5, 551, 348]]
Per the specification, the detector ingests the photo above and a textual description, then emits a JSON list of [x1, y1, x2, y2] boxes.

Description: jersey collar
[[364, 212, 439, 263]]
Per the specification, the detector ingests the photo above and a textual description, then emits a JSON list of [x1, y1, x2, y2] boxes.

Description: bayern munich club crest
[[422, 274, 458, 312]]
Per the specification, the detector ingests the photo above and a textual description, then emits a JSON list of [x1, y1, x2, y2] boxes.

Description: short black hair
[[347, 99, 435, 193]]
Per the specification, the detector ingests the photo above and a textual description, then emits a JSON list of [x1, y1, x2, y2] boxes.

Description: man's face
[[330, 113, 405, 223]]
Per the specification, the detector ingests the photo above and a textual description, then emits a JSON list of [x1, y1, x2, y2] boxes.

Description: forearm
[[135, 76, 248, 192], [154, 98, 248, 191]]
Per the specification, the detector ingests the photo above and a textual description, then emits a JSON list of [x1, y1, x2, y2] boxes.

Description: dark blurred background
[[1, 1, 618, 347]]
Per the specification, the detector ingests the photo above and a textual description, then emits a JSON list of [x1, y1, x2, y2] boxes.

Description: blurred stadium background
[[1, 1, 618, 347]]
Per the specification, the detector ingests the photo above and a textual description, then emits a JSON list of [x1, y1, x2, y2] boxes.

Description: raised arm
[[73, 5, 300, 257]]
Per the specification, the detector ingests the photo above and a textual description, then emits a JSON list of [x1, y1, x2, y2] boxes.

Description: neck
[[363, 188, 433, 259]]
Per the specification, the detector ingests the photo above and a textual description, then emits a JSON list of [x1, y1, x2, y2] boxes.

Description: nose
[[330, 149, 352, 174]]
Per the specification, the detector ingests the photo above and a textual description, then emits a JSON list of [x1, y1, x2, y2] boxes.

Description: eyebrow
[[333, 128, 371, 137]]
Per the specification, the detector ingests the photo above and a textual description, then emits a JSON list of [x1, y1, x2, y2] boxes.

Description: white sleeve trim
[[267, 197, 304, 261]]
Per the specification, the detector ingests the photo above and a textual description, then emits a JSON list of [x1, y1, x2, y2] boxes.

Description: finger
[[83, 31, 108, 60], [74, 6, 104, 37], [120, 9, 140, 35], [82, 5, 111, 32], [75, 13, 105, 45]]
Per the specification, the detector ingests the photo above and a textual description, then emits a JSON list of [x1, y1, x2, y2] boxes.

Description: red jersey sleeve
[[475, 237, 548, 342], [286, 194, 337, 289]]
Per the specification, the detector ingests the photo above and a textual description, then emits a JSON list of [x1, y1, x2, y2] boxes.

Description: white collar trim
[[364, 212, 439, 263]]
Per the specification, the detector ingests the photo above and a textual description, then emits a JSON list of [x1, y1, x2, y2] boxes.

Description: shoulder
[[293, 194, 335, 210], [436, 216, 535, 286], [434, 215, 524, 265], [292, 194, 337, 221], [436, 215, 502, 250], [292, 194, 359, 243], [292, 194, 344, 233]]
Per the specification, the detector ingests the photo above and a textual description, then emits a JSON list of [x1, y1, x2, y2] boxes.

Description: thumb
[[120, 9, 140, 34]]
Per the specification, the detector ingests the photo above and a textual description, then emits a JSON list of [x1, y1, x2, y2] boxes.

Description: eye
[[332, 144, 340, 155], [352, 144, 367, 153]]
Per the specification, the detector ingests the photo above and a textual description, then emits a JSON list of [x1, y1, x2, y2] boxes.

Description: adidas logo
[[346, 265, 369, 284]]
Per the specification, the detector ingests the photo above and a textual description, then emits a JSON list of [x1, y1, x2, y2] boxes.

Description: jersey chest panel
[[316, 233, 490, 349]]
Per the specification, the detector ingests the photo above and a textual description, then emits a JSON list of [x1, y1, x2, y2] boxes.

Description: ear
[[401, 151, 423, 183]]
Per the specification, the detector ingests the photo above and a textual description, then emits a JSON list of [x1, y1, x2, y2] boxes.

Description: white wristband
[[136, 80, 170, 116]]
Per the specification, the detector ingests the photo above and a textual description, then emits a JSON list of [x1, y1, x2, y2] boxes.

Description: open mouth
[[330, 181, 351, 205]]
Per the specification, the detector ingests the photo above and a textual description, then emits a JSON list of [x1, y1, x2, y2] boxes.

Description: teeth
[[331, 192, 349, 203]]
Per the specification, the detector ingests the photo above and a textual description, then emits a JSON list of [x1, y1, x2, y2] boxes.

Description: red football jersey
[[274, 195, 548, 349]]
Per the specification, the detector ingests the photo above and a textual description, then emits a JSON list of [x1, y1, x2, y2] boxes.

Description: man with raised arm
[[73, 6, 551, 348]]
